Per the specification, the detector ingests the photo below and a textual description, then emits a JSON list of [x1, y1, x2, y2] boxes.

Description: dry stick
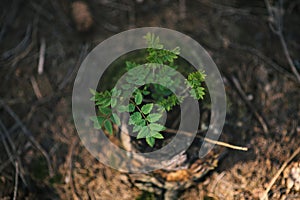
[[231, 76, 269, 134], [201, 0, 250, 16], [1, 25, 32, 60], [0, 128, 27, 187], [0, 120, 27, 185], [0, 129, 16, 167], [264, 0, 300, 83], [260, 146, 300, 200], [13, 161, 19, 200], [0, 100, 54, 177], [30, 76, 42, 99], [165, 128, 248, 151], [38, 38, 46, 75], [278, 32, 300, 82]]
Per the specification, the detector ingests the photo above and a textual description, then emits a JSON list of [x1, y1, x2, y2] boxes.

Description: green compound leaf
[[135, 91, 143, 105], [90, 116, 105, 129], [135, 79, 145, 85], [128, 103, 135, 112], [89, 88, 96, 95], [111, 98, 117, 108], [133, 125, 143, 132], [149, 123, 166, 132], [125, 61, 138, 71], [130, 112, 142, 123], [151, 132, 164, 139], [144, 33, 163, 49], [142, 90, 150, 95], [141, 103, 153, 115], [146, 113, 162, 123], [146, 136, 155, 147], [135, 118, 146, 126], [117, 105, 128, 112], [121, 84, 131, 90], [104, 120, 113, 135], [190, 87, 205, 100], [90, 33, 206, 147], [171, 47, 180, 55], [95, 98, 111, 107], [99, 107, 112, 115], [111, 113, 121, 126], [137, 126, 150, 139]]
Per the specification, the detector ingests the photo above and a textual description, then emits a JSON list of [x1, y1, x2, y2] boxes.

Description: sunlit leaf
[[146, 136, 155, 147], [104, 120, 113, 135], [141, 103, 153, 114], [135, 91, 143, 105]]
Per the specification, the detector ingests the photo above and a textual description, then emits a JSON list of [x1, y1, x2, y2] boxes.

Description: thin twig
[[0, 100, 54, 177], [38, 38, 46, 75], [0, 120, 27, 185], [260, 146, 300, 200], [165, 128, 248, 151], [30, 76, 42, 99], [201, 0, 250, 16], [0, 127, 27, 186], [1, 25, 32, 60], [0, 129, 15, 167], [13, 161, 19, 200], [278, 31, 300, 82], [230, 76, 269, 134], [264, 0, 300, 82]]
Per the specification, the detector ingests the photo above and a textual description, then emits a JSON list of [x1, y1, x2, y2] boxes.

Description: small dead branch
[[30, 76, 43, 99], [230, 76, 269, 134], [13, 161, 19, 200], [260, 146, 300, 200], [165, 128, 248, 151], [38, 38, 46, 75], [200, 0, 250, 16], [0, 100, 54, 177], [0, 120, 27, 185], [264, 0, 300, 83], [1, 25, 32, 61]]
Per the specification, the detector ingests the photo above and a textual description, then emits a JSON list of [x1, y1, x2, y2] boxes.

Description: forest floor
[[0, 0, 300, 199]]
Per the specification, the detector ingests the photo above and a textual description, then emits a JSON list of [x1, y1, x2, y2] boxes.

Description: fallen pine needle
[[260, 146, 300, 200]]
